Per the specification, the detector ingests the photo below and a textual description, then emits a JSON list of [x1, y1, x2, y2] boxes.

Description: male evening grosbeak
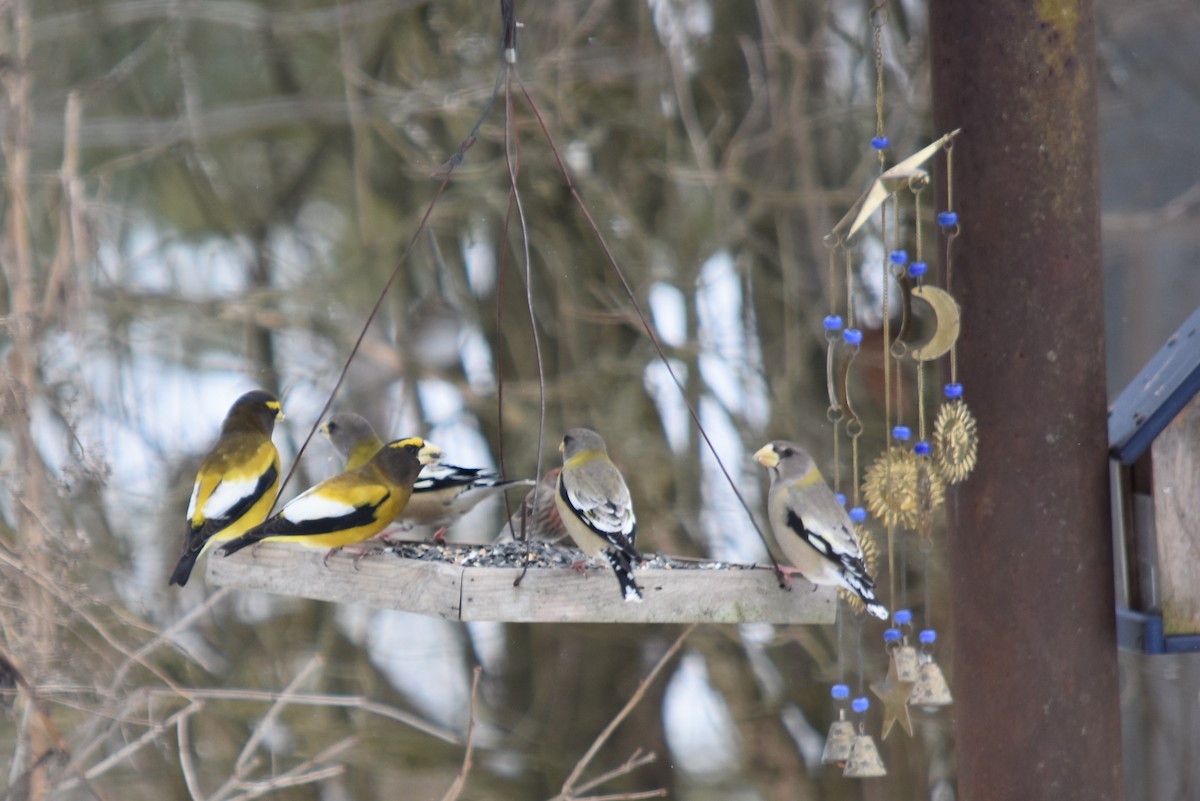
[[169, 390, 283, 587], [321, 412, 532, 538], [219, 437, 443, 563]]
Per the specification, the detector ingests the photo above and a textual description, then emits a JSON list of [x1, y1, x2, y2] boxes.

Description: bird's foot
[[774, 565, 798, 590], [323, 547, 343, 568], [350, 545, 379, 571], [432, 527, 448, 545], [570, 557, 588, 575]]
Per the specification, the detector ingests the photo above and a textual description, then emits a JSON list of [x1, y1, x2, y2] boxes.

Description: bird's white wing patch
[[281, 491, 358, 524], [565, 483, 635, 538], [186, 481, 203, 520], [202, 475, 261, 520], [786, 488, 863, 560]]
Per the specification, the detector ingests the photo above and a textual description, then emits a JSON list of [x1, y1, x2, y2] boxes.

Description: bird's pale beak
[[318, 422, 330, 437], [752, 444, 779, 468], [418, 442, 444, 465], [268, 401, 285, 421]]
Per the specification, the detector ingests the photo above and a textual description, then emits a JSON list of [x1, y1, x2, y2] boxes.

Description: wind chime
[[817, 0, 977, 781]]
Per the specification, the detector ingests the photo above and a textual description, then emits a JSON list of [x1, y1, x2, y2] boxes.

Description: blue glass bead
[[871, 136, 889, 150], [852, 697, 870, 714], [849, 506, 867, 524], [908, 261, 927, 278], [843, 328, 863, 346], [889, 249, 908, 265], [823, 314, 844, 331], [944, 382, 964, 399], [884, 628, 902, 643], [892, 425, 911, 441], [894, 609, 913, 626], [835, 492, 847, 507], [832, 683, 850, 700], [937, 211, 958, 227], [914, 440, 932, 457], [919, 629, 937, 644]]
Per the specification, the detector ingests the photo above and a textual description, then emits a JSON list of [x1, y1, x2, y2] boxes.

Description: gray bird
[[555, 428, 643, 602], [753, 440, 888, 619]]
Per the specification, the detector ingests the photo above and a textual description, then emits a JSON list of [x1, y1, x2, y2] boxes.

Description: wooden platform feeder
[[1110, 306, 1200, 653], [206, 540, 837, 625]]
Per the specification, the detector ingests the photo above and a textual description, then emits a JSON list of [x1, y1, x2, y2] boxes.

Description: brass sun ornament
[[933, 389, 978, 484], [861, 446, 945, 531]]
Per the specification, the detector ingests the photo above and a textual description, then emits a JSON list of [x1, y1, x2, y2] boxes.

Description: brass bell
[[908, 657, 953, 709], [843, 733, 887, 778], [821, 710, 856, 766], [893, 644, 920, 683]]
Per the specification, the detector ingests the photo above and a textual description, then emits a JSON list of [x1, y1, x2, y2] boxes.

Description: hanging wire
[[944, 141, 960, 385], [826, 241, 846, 495], [514, 75, 786, 580]]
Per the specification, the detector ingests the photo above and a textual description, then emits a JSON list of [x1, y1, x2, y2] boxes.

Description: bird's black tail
[[838, 555, 888, 620], [168, 549, 201, 587], [218, 531, 262, 558], [603, 549, 643, 603]]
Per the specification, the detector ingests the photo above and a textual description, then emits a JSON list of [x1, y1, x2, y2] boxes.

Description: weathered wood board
[[1152, 393, 1200, 635], [207, 542, 838, 624]]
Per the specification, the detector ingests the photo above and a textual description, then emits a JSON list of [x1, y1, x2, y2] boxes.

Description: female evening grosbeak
[[753, 440, 888, 619], [169, 390, 283, 587], [555, 428, 643, 602], [218, 437, 442, 563], [320, 412, 532, 538]]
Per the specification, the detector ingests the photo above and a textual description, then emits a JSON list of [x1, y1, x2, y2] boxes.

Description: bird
[[218, 437, 443, 563], [169, 389, 284, 587], [319, 412, 384, 470], [497, 467, 566, 542], [555, 428, 643, 602], [753, 440, 888, 619], [320, 412, 534, 539]]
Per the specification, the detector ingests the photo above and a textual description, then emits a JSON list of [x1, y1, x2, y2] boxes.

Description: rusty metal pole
[[929, 2, 1124, 800]]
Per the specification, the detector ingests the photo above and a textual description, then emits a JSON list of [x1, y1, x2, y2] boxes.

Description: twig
[[43, 90, 82, 321], [571, 748, 657, 796], [228, 765, 346, 801], [225, 736, 357, 801], [438, 666, 482, 801], [104, 587, 233, 697], [572, 749, 657, 796], [143, 686, 460, 745], [73, 702, 204, 786], [51, 586, 232, 781], [557, 624, 696, 797], [574, 791, 668, 801], [177, 709, 206, 801], [233, 654, 323, 774]]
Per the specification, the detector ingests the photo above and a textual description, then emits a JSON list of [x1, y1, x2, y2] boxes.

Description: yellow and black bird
[[219, 437, 443, 563], [169, 389, 283, 587], [321, 412, 533, 538], [555, 428, 643, 602]]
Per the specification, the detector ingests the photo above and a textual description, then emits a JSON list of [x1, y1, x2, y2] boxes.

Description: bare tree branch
[[439, 666, 482, 801], [554, 625, 696, 801]]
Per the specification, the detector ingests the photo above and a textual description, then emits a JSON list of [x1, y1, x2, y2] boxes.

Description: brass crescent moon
[[908, 285, 961, 361]]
